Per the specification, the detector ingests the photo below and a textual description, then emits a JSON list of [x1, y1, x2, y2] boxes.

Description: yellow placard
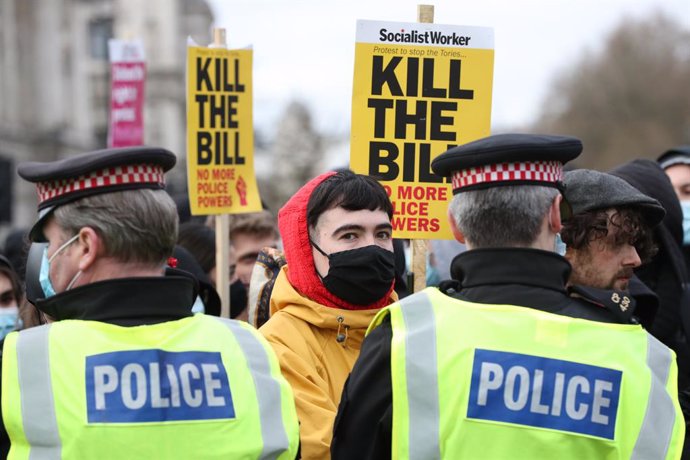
[[350, 20, 494, 239], [186, 46, 262, 215]]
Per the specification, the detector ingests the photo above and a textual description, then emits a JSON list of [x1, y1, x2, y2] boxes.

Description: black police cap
[[563, 169, 665, 227], [431, 133, 582, 194], [657, 145, 690, 170], [18, 146, 176, 242]]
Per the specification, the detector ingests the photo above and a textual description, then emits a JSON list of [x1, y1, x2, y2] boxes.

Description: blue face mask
[[681, 201, 690, 246], [554, 233, 567, 257], [0, 307, 18, 340], [39, 234, 80, 298]]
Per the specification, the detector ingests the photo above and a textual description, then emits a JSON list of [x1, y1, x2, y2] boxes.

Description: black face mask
[[230, 279, 248, 319], [312, 242, 396, 306]]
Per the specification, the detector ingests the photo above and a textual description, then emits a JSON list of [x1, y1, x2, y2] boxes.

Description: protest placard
[[186, 45, 261, 216], [351, 19, 494, 239], [108, 39, 145, 148]]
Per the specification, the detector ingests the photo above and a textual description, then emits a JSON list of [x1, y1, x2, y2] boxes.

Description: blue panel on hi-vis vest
[[85, 349, 234, 423], [467, 349, 622, 439]]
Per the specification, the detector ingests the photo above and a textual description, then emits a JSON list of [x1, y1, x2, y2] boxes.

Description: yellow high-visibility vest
[[370, 288, 685, 459], [2, 314, 299, 459]]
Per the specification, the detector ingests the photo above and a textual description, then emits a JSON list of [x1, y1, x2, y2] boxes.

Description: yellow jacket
[[260, 266, 396, 460]]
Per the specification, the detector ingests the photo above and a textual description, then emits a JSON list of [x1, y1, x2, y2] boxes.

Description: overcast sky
[[206, 0, 690, 137]]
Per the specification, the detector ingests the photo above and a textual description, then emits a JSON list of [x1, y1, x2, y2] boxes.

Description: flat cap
[[563, 169, 665, 226], [18, 146, 176, 242], [431, 133, 582, 193], [658, 145, 690, 169]]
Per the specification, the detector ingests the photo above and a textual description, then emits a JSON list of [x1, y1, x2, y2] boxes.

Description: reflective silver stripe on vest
[[399, 292, 441, 460], [631, 334, 676, 460], [216, 318, 290, 459], [15, 324, 62, 459]]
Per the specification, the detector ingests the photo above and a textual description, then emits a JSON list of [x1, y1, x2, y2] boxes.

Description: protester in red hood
[[260, 170, 398, 459]]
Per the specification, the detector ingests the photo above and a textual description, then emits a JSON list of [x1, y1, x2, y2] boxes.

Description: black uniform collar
[[34, 271, 196, 326], [450, 248, 571, 294], [567, 284, 638, 324], [449, 247, 640, 324]]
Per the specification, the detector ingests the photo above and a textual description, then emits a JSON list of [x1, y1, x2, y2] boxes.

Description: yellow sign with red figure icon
[[187, 46, 261, 215]]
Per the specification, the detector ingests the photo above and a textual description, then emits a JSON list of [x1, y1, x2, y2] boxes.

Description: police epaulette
[[568, 285, 636, 323]]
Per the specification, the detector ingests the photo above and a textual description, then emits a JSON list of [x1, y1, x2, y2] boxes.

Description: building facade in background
[[0, 0, 213, 230]]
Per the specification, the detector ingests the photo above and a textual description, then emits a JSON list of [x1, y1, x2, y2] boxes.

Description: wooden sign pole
[[211, 27, 231, 318], [411, 5, 434, 293]]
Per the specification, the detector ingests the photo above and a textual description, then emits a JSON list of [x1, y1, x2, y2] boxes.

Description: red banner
[[108, 40, 146, 148]]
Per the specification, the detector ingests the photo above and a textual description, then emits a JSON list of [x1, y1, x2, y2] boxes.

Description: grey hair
[[52, 189, 178, 266], [449, 185, 559, 248]]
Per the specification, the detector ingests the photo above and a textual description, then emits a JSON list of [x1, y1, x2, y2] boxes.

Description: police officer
[[1, 147, 299, 458], [331, 134, 685, 459]]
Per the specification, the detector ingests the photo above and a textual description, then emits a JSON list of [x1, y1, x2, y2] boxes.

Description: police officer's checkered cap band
[[452, 161, 563, 190], [36, 164, 165, 205]]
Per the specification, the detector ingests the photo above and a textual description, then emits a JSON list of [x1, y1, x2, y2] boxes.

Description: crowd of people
[[0, 137, 689, 458]]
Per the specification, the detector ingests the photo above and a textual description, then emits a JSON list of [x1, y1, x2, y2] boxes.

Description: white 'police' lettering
[[180, 362, 203, 407], [203, 364, 227, 407], [468, 349, 622, 439], [93, 361, 226, 411], [94, 365, 117, 410], [150, 363, 169, 408], [86, 350, 235, 423], [477, 362, 613, 425], [121, 363, 147, 409]]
